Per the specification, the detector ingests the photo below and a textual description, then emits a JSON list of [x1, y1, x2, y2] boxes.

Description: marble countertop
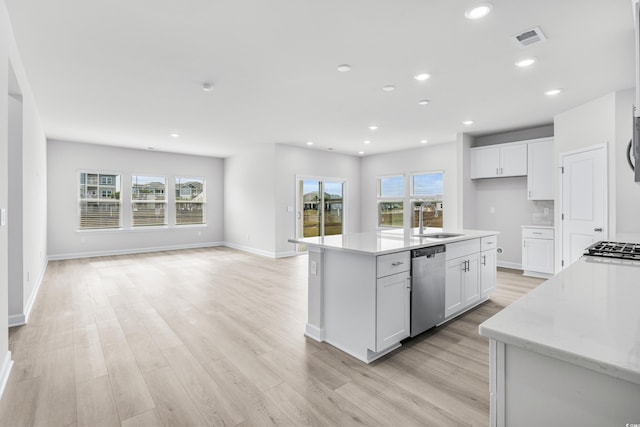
[[288, 228, 498, 255], [479, 257, 640, 385]]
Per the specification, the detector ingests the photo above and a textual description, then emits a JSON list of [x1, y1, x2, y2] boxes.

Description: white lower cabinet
[[480, 249, 497, 299], [445, 239, 482, 319], [375, 272, 411, 352], [522, 226, 554, 277]]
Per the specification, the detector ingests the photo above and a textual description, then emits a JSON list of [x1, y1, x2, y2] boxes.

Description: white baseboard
[[305, 323, 325, 342], [497, 260, 522, 270], [223, 242, 277, 258], [48, 242, 225, 261], [8, 314, 25, 328], [275, 251, 299, 258], [24, 257, 48, 324], [0, 351, 13, 401]]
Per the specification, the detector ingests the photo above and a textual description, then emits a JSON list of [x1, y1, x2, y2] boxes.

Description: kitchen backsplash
[[531, 201, 554, 226]]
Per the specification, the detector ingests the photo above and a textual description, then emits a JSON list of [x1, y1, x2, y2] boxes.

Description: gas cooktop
[[584, 241, 640, 261]]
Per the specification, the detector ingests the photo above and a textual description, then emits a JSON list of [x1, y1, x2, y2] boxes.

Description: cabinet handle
[[532, 232, 542, 235], [482, 255, 486, 266], [406, 277, 411, 290], [594, 228, 603, 232], [391, 261, 404, 266], [500, 168, 503, 175], [528, 190, 532, 198], [496, 168, 499, 176], [523, 240, 526, 248]]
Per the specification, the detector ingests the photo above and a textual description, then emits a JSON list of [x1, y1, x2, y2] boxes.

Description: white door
[[561, 145, 607, 268]]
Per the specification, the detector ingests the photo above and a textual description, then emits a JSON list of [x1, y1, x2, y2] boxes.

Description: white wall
[[274, 144, 362, 256], [0, 0, 49, 397], [223, 144, 276, 256], [614, 88, 640, 241], [8, 94, 23, 322], [360, 142, 459, 232], [47, 140, 224, 259], [553, 92, 617, 269]]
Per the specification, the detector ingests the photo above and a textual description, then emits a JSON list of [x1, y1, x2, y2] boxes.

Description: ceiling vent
[[512, 26, 547, 47]]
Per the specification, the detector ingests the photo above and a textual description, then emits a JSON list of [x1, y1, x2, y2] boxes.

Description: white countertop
[[289, 228, 498, 255], [521, 224, 554, 229], [479, 257, 640, 385]]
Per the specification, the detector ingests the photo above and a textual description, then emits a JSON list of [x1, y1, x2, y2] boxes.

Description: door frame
[[294, 175, 348, 244], [558, 142, 608, 270]]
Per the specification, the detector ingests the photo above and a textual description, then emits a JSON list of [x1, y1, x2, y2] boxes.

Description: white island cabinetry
[[290, 229, 499, 363], [375, 252, 411, 352]]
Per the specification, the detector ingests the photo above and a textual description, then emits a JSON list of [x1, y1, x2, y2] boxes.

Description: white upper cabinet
[[470, 142, 527, 179], [527, 138, 554, 200]]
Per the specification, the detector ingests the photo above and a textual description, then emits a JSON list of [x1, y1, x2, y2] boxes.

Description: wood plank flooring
[[0, 247, 543, 427]]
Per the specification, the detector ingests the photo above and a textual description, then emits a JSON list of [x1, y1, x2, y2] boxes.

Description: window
[[377, 175, 404, 228], [411, 172, 444, 228], [175, 177, 206, 225], [132, 175, 167, 227], [79, 172, 121, 229]]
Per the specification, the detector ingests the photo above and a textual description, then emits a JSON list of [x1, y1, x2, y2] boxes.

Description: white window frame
[[175, 176, 206, 226], [377, 174, 405, 229], [78, 170, 122, 230], [410, 170, 444, 230], [131, 174, 168, 228]]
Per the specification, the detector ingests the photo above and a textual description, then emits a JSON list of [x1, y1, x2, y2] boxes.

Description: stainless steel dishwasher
[[410, 245, 446, 337]]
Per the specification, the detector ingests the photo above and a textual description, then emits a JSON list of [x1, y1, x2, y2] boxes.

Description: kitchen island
[[479, 257, 640, 426], [289, 228, 499, 363]]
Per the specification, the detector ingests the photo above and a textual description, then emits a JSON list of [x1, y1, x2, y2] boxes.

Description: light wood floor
[[0, 247, 544, 427]]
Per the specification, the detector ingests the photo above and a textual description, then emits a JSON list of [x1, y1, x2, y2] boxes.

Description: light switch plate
[[0, 208, 5, 226]]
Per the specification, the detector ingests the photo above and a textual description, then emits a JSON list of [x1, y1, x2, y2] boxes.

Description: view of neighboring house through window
[[411, 171, 444, 229], [175, 177, 206, 225], [377, 175, 404, 228], [132, 175, 167, 226], [78, 172, 121, 229]]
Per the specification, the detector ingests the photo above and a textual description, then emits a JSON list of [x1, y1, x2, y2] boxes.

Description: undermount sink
[[416, 233, 464, 239]]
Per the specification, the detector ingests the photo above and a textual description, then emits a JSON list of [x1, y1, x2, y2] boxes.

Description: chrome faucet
[[418, 202, 439, 235]]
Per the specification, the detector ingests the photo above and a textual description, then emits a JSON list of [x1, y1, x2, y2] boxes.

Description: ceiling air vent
[[512, 26, 547, 47]]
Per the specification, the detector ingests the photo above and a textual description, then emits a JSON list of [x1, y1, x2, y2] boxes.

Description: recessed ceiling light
[[515, 58, 536, 68], [463, 120, 474, 125], [358, 151, 365, 155], [420, 140, 428, 144], [382, 85, 396, 92], [465, 3, 493, 20], [328, 148, 334, 151], [414, 73, 430, 81], [170, 133, 180, 138], [306, 141, 314, 146], [369, 125, 378, 130], [545, 89, 562, 96], [418, 99, 430, 106], [201, 83, 214, 92], [148, 147, 155, 150], [363, 140, 371, 145], [337, 64, 352, 72]]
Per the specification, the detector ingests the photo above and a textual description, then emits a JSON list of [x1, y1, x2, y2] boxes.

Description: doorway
[[295, 177, 346, 251], [560, 143, 607, 268]]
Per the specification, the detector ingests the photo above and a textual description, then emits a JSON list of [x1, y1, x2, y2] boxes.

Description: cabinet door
[[500, 144, 528, 177], [527, 139, 554, 200], [376, 273, 410, 351], [445, 258, 465, 318], [522, 238, 554, 274], [480, 249, 497, 299], [470, 146, 500, 179], [463, 255, 480, 307]]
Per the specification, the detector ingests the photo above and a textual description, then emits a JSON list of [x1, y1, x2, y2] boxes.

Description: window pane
[[378, 201, 403, 227], [175, 177, 206, 225], [412, 172, 444, 228], [302, 180, 321, 237], [323, 181, 343, 236], [132, 175, 167, 226], [412, 172, 443, 197], [79, 172, 121, 229], [379, 176, 404, 198]]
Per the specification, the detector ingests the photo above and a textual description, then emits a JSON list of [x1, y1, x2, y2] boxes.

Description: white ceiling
[[5, 0, 636, 158]]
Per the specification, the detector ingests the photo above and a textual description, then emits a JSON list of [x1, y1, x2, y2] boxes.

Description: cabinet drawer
[[481, 235, 497, 251], [446, 239, 480, 260], [522, 227, 553, 239], [377, 251, 410, 278]]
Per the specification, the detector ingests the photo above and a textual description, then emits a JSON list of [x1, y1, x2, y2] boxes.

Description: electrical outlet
[[311, 261, 317, 275], [544, 207, 550, 215]]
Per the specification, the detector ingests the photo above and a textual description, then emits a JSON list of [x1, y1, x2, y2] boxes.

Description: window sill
[[77, 224, 207, 233]]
